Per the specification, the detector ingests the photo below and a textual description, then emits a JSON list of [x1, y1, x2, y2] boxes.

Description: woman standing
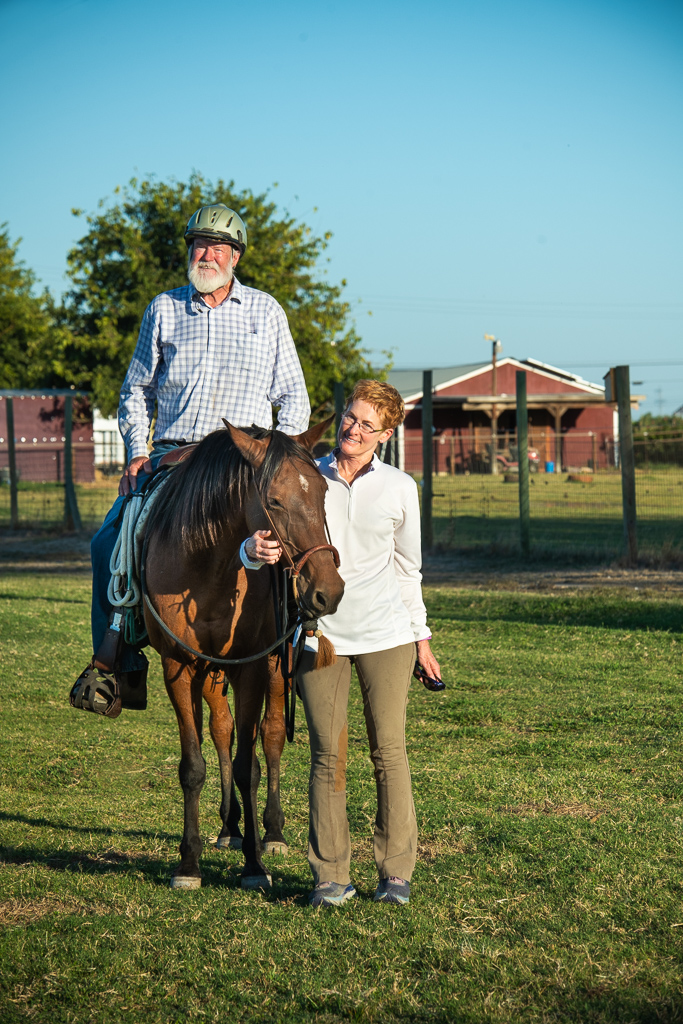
[[243, 380, 441, 907]]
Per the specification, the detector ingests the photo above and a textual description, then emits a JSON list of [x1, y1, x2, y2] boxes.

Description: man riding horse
[[72, 202, 310, 715]]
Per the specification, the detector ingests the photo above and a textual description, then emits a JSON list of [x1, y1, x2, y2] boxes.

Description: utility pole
[[484, 335, 502, 474]]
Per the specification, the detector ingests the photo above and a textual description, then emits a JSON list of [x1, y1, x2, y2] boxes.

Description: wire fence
[[403, 431, 683, 560], [0, 430, 120, 531], [1, 422, 681, 563]]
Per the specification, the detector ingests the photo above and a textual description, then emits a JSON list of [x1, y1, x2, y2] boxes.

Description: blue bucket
[[545, 461, 555, 474]]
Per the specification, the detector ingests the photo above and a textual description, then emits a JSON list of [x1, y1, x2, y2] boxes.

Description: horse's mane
[[147, 426, 317, 556]]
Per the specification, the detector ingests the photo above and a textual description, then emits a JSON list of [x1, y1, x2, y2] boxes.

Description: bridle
[[140, 469, 340, 671], [257, 497, 340, 602]]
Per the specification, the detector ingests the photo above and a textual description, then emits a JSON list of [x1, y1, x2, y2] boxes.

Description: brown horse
[[142, 420, 344, 890]]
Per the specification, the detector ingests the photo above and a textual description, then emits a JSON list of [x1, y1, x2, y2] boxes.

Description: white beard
[[187, 257, 233, 294]]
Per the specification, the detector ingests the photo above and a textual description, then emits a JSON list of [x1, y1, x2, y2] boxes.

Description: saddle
[[157, 443, 198, 469], [71, 445, 197, 718]]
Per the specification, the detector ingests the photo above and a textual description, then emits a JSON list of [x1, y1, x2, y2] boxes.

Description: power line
[[563, 361, 683, 368], [349, 294, 683, 322]]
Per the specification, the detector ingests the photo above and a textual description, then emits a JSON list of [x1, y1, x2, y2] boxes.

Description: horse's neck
[[217, 515, 249, 566]]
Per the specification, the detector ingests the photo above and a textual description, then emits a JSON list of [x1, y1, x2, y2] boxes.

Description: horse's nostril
[[313, 590, 327, 612]]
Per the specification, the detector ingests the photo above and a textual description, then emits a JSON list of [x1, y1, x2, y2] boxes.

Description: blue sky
[[1, 0, 681, 415]]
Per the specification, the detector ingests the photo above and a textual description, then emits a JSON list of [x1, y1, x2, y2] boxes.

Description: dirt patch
[[0, 895, 111, 925], [1, 531, 682, 594], [0, 530, 92, 573], [422, 553, 683, 595], [504, 800, 603, 820]]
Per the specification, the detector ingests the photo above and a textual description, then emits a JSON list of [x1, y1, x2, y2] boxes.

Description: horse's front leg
[[232, 665, 272, 889], [164, 657, 206, 888], [260, 653, 287, 855], [203, 673, 243, 850]]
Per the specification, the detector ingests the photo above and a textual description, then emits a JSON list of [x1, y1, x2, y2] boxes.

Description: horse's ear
[[294, 414, 336, 452], [222, 420, 269, 468]]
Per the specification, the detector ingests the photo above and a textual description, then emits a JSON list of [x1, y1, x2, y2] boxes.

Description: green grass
[[0, 482, 119, 530], [427, 470, 683, 557], [1, 573, 683, 1022]]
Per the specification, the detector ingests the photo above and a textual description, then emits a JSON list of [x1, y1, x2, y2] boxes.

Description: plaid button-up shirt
[[118, 277, 310, 459]]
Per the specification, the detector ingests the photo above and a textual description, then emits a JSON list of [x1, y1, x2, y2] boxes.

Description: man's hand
[[119, 456, 152, 497], [416, 638, 441, 682], [245, 529, 283, 564]]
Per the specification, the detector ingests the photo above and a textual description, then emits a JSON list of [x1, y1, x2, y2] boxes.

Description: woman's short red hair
[[347, 379, 405, 431]]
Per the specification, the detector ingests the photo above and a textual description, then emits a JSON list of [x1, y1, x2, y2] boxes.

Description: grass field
[[429, 471, 683, 557], [2, 469, 681, 558], [1, 571, 683, 1022]]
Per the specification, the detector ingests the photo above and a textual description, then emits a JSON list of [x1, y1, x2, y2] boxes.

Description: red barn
[[0, 390, 95, 483], [388, 358, 643, 474]]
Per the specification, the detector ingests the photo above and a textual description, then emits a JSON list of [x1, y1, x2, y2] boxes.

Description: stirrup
[[70, 664, 122, 718]]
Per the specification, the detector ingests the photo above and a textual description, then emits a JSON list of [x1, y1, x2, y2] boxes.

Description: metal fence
[[0, 427, 121, 531], [400, 430, 683, 560], [2, 390, 681, 564]]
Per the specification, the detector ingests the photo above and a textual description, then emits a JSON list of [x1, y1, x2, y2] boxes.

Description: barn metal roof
[[387, 358, 604, 402], [387, 364, 489, 400]]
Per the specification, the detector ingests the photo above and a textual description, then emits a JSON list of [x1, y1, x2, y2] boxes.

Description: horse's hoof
[[241, 872, 272, 890], [262, 841, 288, 856], [170, 875, 202, 890], [216, 836, 243, 851]]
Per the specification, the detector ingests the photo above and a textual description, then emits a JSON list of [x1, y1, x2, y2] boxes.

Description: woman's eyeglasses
[[341, 412, 384, 436]]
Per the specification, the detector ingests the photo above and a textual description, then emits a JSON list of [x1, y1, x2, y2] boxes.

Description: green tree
[[634, 412, 683, 436], [0, 226, 69, 390], [60, 174, 381, 417]]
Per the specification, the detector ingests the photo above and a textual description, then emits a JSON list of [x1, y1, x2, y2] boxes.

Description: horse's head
[[225, 418, 345, 621]]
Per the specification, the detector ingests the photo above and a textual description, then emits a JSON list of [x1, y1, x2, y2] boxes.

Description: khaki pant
[[298, 643, 417, 886]]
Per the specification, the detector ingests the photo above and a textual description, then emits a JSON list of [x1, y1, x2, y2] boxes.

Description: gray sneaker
[[374, 876, 410, 904], [309, 881, 356, 907]]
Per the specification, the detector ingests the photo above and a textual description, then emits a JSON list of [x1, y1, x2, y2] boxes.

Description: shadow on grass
[[0, 809, 177, 842], [0, 837, 314, 900], [426, 592, 683, 633], [539, 988, 682, 1024], [412, 991, 682, 1024]]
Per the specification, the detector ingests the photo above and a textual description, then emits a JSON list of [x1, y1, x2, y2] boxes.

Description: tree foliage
[[59, 174, 380, 417], [0, 227, 70, 391], [633, 412, 683, 436]]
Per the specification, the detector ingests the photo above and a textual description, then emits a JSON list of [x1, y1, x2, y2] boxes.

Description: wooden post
[[516, 371, 530, 556], [616, 365, 637, 564], [554, 410, 562, 473], [422, 370, 433, 548], [449, 434, 455, 475], [63, 395, 82, 532], [591, 431, 598, 472], [334, 381, 345, 441], [6, 397, 19, 529]]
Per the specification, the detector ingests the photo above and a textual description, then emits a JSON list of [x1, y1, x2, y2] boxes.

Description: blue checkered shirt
[[118, 277, 310, 459]]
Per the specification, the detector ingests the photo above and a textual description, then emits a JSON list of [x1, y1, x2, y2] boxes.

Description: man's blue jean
[[90, 441, 182, 671]]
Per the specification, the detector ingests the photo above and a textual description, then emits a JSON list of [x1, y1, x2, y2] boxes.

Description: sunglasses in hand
[[413, 664, 446, 692]]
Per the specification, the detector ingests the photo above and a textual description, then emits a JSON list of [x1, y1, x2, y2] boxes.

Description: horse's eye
[[269, 498, 283, 510]]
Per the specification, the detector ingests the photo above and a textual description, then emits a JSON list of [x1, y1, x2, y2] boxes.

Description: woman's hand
[[416, 638, 441, 681], [245, 529, 283, 564]]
